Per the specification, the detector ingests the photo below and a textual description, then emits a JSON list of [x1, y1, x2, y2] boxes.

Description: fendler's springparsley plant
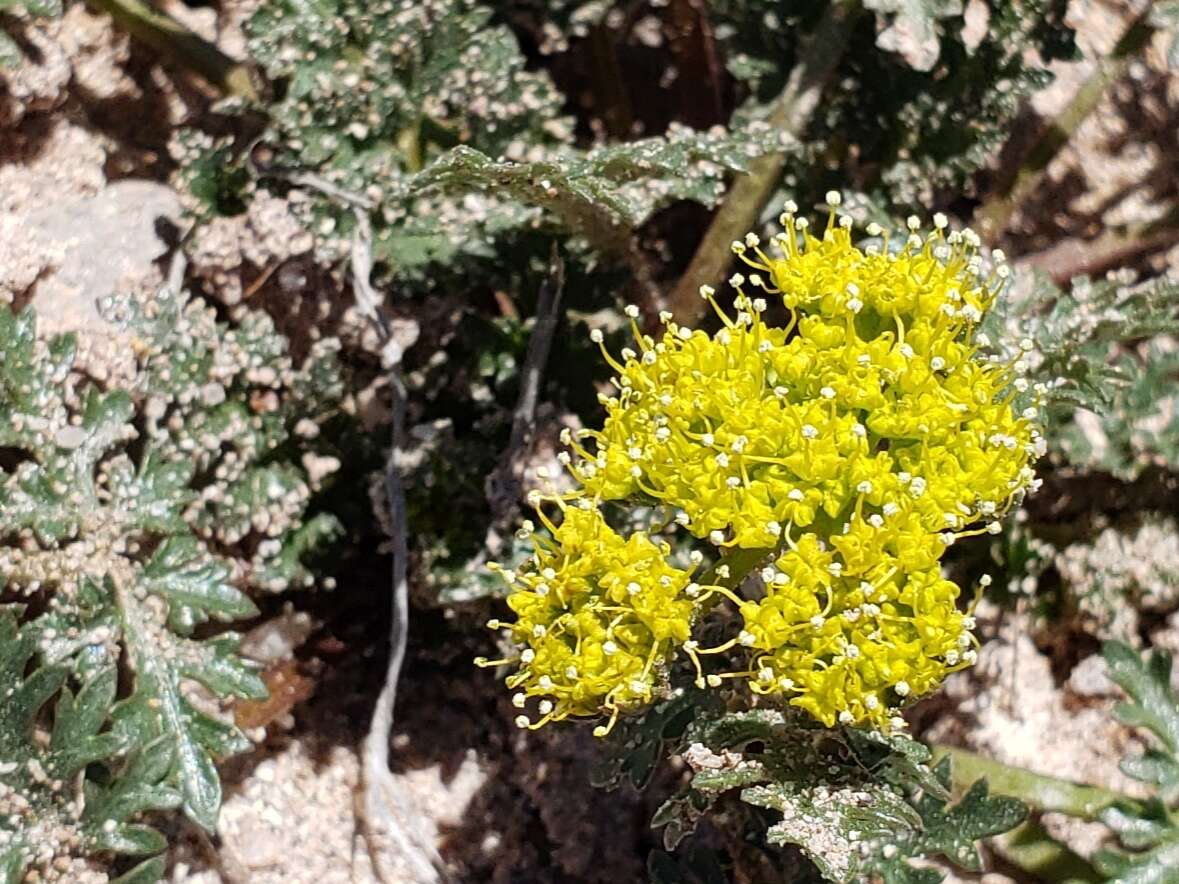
[[478, 192, 1045, 736]]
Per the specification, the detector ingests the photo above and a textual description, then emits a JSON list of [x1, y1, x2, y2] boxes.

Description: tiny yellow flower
[[480, 504, 710, 736]]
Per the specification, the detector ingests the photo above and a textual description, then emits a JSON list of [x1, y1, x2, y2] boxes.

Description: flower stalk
[[665, 0, 862, 322]]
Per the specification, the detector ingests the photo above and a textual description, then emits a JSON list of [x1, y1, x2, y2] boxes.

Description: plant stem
[[84, 0, 256, 99], [588, 22, 634, 139], [934, 744, 1141, 820], [974, 12, 1154, 241], [992, 820, 1101, 883], [665, 0, 861, 323]]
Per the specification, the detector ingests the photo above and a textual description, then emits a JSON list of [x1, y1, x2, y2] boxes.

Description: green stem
[[993, 820, 1102, 883], [934, 745, 1141, 820], [84, 0, 256, 99], [665, 0, 862, 323], [974, 12, 1154, 241]]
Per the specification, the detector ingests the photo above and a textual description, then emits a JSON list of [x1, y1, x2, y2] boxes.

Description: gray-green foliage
[[713, 0, 1075, 210], [1053, 514, 1179, 645], [602, 699, 1025, 884], [1097, 642, 1179, 881], [0, 0, 61, 66], [0, 291, 343, 879], [181, 0, 783, 286], [986, 269, 1179, 478], [230, 0, 570, 279]]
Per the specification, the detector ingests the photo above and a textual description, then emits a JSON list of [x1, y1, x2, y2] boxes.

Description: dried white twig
[[347, 208, 448, 883]]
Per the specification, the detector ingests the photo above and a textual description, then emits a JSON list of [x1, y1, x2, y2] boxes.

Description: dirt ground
[[2, 1, 1178, 882]]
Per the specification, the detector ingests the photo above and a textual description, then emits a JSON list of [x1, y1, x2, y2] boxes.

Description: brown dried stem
[[974, 11, 1155, 241], [664, 0, 861, 323]]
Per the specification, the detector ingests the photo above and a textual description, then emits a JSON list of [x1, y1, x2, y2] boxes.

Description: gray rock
[[24, 180, 182, 378]]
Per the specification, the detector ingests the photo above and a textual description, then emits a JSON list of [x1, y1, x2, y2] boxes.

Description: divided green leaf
[[0, 288, 343, 877], [1095, 642, 1179, 882], [651, 709, 1025, 883]]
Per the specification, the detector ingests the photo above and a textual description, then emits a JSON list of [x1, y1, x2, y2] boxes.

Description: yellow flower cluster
[[481, 194, 1044, 734], [478, 505, 716, 735]]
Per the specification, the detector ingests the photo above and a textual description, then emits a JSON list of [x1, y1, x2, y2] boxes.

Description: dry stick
[[84, 0, 256, 99], [973, 11, 1155, 241], [484, 250, 566, 554], [664, 0, 862, 323], [348, 210, 449, 884], [1020, 211, 1179, 284]]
